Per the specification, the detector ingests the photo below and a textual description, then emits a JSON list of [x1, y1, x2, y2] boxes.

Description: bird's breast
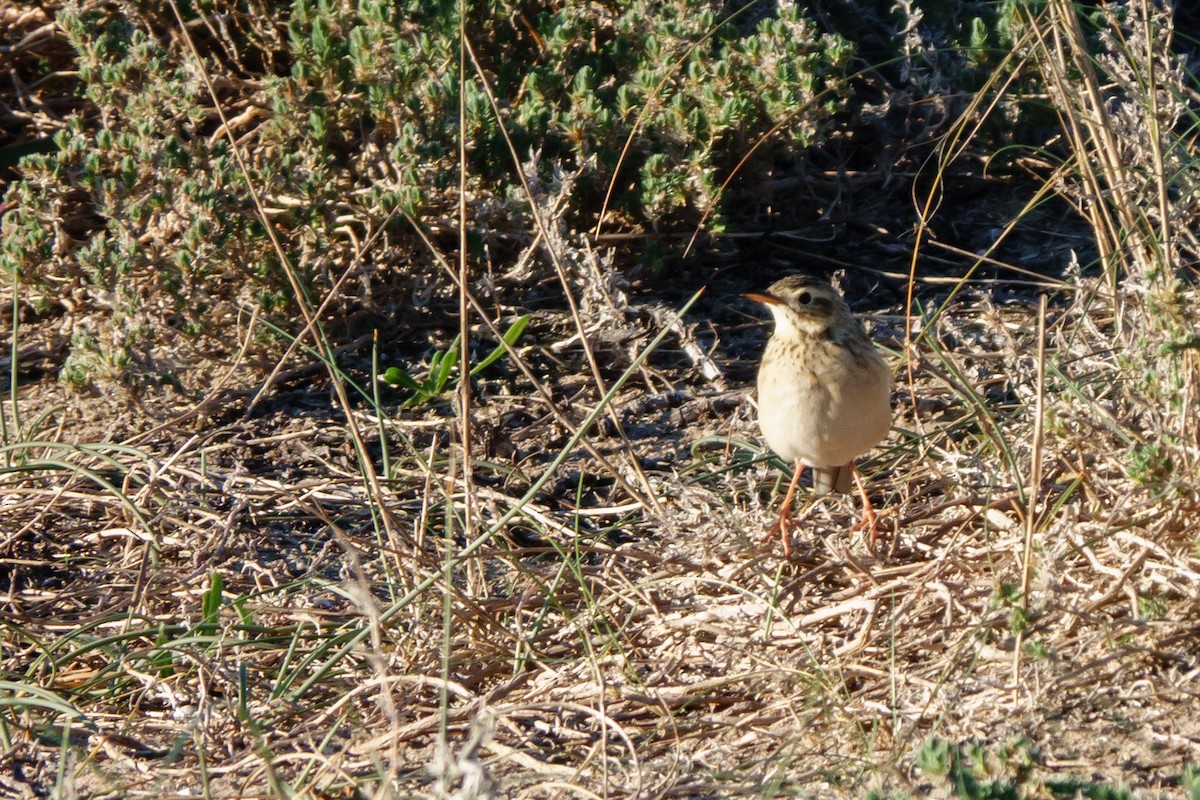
[[756, 336, 891, 467]]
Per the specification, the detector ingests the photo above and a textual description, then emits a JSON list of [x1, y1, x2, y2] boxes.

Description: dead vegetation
[[2, 2, 1200, 799]]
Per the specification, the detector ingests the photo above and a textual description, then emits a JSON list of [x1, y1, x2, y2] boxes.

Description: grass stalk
[[4, 283, 17, 460], [1012, 295, 1047, 696]]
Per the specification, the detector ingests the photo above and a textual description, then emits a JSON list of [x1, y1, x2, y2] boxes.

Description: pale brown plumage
[[744, 275, 892, 553]]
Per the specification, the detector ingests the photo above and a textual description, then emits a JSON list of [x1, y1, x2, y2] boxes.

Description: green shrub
[[1, 1, 852, 385]]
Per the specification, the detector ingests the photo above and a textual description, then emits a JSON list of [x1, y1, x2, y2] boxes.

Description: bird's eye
[[797, 291, 812, 305]]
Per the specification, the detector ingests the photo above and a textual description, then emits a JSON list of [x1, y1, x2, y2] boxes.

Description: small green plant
[[916, 737, 1145, 799], [989, 580, 1031, 636], [1137, 594, 1168, 621], [197, 572, 223, 638], [1183, 764, 1200, 800], [59, 328, 133, 389], [382, 314, 529, 407], [1022, 639, 1048, 660], [1125, 443, 1173, 486], [917, 737, 954, 781]]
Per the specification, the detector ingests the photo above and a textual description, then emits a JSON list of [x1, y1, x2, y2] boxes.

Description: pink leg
[[848, 462, 880, 546], [766, 459, 805, 557]]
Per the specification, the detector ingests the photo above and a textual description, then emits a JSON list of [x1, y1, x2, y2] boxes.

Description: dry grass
[[4, 277, 1199, 799], [3, 2, 1200, 799]]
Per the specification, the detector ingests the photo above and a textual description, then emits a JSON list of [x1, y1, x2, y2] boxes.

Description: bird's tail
[[813, 463, 853, 495]]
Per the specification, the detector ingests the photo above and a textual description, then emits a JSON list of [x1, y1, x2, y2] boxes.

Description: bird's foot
[[848, 505, 878, 545], [849, 465, 888, 548], [765, 510, 796, 558]]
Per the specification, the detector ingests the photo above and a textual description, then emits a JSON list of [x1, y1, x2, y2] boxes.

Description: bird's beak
[[742, 291, 781, 306]]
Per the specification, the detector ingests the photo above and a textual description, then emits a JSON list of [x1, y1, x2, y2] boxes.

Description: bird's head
[[743, 275, 854, 340]]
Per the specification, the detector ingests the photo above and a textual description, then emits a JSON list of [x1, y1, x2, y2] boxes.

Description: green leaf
[[200, 572, 223, 633], [383, 366, 421, 391], [0, 681, 94, 727], [470, 315, 530, 376], [232, 595, 254, 628], [431, 335, 460, 393]]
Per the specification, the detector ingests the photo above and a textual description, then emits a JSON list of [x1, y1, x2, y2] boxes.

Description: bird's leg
[[766, 459, 805, 557], [848, 462, 880, 545]]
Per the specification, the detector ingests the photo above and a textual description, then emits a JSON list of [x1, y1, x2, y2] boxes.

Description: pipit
[[744, 275, 893, 555]]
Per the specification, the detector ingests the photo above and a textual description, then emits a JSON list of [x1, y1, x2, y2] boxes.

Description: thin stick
[[438, 0, 473, 759], [1013, 295, 1048, 695], [455, 1, 474, 546]]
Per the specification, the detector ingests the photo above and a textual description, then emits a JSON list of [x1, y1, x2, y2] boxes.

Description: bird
[[743, 275, 893, 555]]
